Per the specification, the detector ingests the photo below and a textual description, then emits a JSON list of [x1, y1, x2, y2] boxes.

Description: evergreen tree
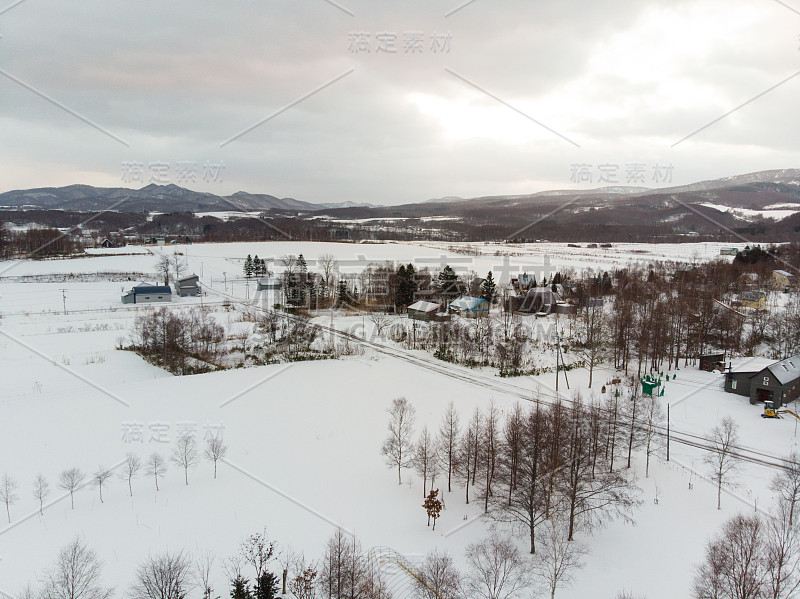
[[297, 254, 308, 273], [338, 280, 350, 306], [230, 575, 252, 599], [244, 255, 254, 278], [423, 488, 443, 530], [437, 265, 462, 301], [480, 271, 496, 303], [253, 572, 279, 599], [395, 264, 418, 309], [252, 255, 261, 277]]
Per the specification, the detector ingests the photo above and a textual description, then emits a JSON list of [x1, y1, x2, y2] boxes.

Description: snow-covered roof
[[449, 296, 489, 311], [408, 300, 441, 312], [729, 357, 778, 374], [774, 270, 796, 278], [766, 355, 800, 385]]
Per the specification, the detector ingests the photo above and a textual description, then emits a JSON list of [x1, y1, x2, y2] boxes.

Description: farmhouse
[[773, 270, 797, 291], [720, 247, 738, 256], [174, 274, 200, 297], [448, 296, 489, 318], [407, 300, 444, 321], [122, 283, 172, 304], [738, 291, 766, 310], [725, 355, 800, 407]]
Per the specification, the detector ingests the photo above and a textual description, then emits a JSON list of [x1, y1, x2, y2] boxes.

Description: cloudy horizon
[[1, 0, 799, 205]]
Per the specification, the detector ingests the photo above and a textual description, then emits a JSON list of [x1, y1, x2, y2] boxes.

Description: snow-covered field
[[0, 241, 795, 598]]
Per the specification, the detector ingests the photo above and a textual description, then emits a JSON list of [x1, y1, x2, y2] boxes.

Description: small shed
[[720, 247, 738, 256], [699, 352, 725, 372], [408, 300, 442, 322], [449, 296, 489, 318], [175, 274, 200, 297], [99, 238, 116, 249], [122, 283, 172, 304]]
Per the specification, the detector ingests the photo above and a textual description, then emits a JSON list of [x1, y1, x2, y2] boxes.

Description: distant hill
[[2, 169, 799, 242], [0, 184, 375, 213]]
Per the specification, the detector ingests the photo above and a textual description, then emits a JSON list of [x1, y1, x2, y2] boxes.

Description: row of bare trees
[[0, 436, 227, 522], [22, 525, 592, 599], [382, 394, 644, 554]]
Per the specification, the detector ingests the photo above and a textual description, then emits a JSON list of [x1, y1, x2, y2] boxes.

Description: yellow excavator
[[762, 400, 800, 420]]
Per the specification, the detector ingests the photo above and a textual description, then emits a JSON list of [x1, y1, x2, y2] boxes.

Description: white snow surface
[[1, 241, 797, 598]]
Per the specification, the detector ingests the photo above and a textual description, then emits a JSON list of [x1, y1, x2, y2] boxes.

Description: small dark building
[[725, 355, 800, 408], [699, 353, 725, 372], [99, 238, 116, 249], [175, 274, 200, 297], [408, 300, 444, 322]]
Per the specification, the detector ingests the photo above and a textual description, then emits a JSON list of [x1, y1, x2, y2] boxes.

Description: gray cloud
[[0, 0, 798, 204]]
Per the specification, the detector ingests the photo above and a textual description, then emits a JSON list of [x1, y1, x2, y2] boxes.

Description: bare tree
[[132, 550, 193, 599], [368, 311, 391, 338], [464, 534, 531, 599], [380, 397, 417, 484], [765, 454, 800, 599], [317, 253, 338, 302], [640, 396, 665, 478], [33, 473, 50, 515], [239, 528, 275, 583], [414, 426, 438, 498], [145, 453, 168, 491], [39, 538, 113, 599], [204, 436, 228, 479], [705, 417, 741, 510], [170, 252, 187, 282], [91, 467, 113, 504], [438, 401, 461, 494], [120, 452, 142, 497], [692, 513, 767, 599], [277, 545, 299, 596], [58, 468, 86, 510], [155, 254, 171, 286], [193, 550, 216, 599], [171, 434, 200, 485], [532, 517, 587, 599], [1, 473, 18, 523], [415, 549, 462, 599]]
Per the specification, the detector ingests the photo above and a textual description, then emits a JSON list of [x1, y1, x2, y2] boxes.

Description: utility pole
[[666, 403, 670, 461], [60, 289, 67, 315], [223, 272, 227, 291]]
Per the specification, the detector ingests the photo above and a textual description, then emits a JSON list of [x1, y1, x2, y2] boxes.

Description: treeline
[[0, 226, 83, 259]]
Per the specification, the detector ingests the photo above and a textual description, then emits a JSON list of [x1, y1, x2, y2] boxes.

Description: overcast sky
[[0, 0, 799, 205]]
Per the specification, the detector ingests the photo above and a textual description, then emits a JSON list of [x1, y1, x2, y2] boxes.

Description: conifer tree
[[480, 271, 496, 303], [423, 489, 443, 530], [244, 255, 254, 278], [230, 575, 252, 599]]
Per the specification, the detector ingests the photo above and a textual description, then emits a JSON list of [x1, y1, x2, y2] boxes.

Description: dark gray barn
[[724, 355, 800, 407]]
